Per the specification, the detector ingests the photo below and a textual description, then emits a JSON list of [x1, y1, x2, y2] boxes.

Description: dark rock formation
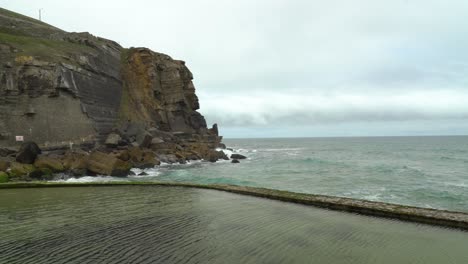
[[231, 154, 247, 160], [0, 147, 16, 157], [105, 133, 121, 147], [16, 142, 41, 164], [231, 159, 240, 164]]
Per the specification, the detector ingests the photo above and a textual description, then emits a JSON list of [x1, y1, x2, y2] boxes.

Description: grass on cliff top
[[0, 8, 53, 28], [0, 31, 94, 62]]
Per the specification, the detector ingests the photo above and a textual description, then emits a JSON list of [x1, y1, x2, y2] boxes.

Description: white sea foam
[[129, 168, 161, 177], [218, 148, 234, 158], [57, 176, 126, 183]]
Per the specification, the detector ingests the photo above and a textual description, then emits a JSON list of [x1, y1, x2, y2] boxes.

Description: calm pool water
[[0, 186, 467, 263]]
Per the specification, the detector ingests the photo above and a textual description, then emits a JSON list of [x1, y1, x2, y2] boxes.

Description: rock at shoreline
[[16, 142, 42, 164], [87, 151, 131, 177], [231, 154, 247, 160], [157, 154, 179, 164], [232, 159, 240, 164], [0, 160, 10, 172], [62, 151, 89, 176], [34, 156, 64, 172], [8, 162, 35, 178], [29, 168, 54, 181], [0, 148, 16, 157], [205, 150, 229, 162], [218, 143, 226, 149]]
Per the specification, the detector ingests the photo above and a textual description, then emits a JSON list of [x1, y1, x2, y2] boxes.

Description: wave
[[55, 176, 128, 183]]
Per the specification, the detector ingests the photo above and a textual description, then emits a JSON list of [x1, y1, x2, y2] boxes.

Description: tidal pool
[[0, 186, 467, 264]]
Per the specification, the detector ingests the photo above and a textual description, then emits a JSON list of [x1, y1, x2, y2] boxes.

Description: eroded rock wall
[[120, 48, 207, 133], [0, 8, 220, 149], [0, 36, 123, 146]]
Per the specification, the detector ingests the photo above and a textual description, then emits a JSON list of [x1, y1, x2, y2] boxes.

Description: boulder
[[29, 168, 54, 181], [137, 151, 160, 169], [34, 156, 65, 172], [218, 143, 226, 149], [70, 169, 87, 177], [184, 151, 201, 160], [62, 151, 89, 172], [157, 154, 178, 164], [204, 150, 228, 162], [16, 142, 41, 164], [115, 150, 130, 161], [8, 162, 35, 178], [87, 151, 131, 177], [105, 133, 122, 147], [231, 154, 247, 160], [138, 172, 148, 176], [0, 160, 10, 172], [0, 148, 16, 157], [151, 137, 164, 144], [136, 132, 153, 148], [231, 159, 240, 164], [127, 147, 160, 169]]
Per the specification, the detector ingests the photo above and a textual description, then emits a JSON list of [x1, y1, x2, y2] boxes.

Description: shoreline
[[1, 181, 467, 231]]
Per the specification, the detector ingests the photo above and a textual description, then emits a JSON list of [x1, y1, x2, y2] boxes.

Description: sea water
[[62, 136, 468, 212]]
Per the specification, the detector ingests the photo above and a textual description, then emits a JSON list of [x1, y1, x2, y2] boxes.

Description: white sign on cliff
[[15, 136, 24, 142]]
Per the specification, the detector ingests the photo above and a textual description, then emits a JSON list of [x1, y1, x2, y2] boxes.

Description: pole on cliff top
[[39, 9, 43, 21]]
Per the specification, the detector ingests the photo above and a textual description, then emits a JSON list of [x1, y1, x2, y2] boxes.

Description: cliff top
[[0, 8, 122, 64]]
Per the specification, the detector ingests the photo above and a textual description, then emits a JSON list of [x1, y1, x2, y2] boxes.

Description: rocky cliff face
[[0, 8, 220, 149]]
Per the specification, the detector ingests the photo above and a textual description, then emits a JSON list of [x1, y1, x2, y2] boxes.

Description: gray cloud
[[199, 90, 468, 126], [3, 0, 468, 137]]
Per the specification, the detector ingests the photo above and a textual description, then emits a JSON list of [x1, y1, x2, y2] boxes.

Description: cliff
[[0, 8, 228, 180], [0, 8, 220, 144]]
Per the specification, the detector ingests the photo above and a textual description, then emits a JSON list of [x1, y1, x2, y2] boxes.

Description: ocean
[[64, 136, 468, 212]]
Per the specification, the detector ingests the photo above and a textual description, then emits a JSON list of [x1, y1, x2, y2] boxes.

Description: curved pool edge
[[1, 181, 467, 231]]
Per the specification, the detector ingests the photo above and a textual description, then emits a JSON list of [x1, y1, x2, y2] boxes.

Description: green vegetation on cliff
[[0, 31, 94, 62], [0, 8, 52, 27]]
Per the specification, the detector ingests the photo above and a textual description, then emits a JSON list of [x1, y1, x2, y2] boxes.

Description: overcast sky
[[2, 0, 468, 138]]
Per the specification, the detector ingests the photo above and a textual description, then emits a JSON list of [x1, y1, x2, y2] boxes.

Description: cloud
[[199, 89, 468, 126]]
